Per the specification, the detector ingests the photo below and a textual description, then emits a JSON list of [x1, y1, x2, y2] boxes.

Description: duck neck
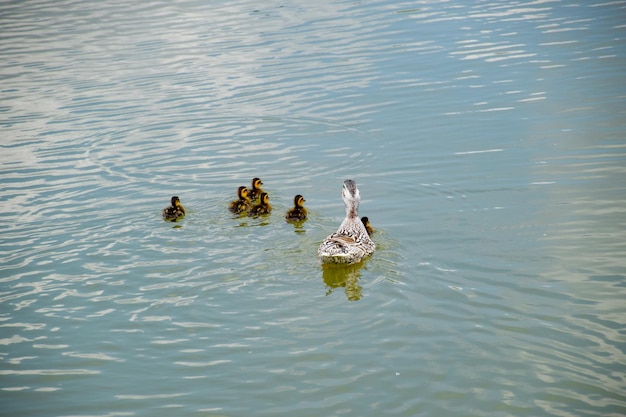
[[346, 202, 358, 219]]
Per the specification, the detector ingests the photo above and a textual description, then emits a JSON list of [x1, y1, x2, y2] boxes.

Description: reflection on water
[[1, 0, 625, 416], [322, 262, 367, 301], [287, 219, 307, 234]]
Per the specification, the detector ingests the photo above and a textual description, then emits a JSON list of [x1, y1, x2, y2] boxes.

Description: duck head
[[251, 177, 263, 190], [237, 186, 249, 200], [294, 194, 305, 208]]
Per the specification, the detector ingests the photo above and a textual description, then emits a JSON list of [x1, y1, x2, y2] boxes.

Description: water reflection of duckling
[[162, 196, 186, 221], [285, 194, 307, 221], [247, 177, 264, 201], [318, 179, 375, 265], [249, 192, 271, 216], [361, 216, 373, 236], [229, 186, 251, 214]]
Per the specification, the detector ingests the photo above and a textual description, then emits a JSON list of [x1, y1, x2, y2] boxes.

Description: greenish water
[[1, 1, 625, 416]]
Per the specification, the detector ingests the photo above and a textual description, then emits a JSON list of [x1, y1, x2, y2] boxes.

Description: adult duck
[[318, 179, 375, 264]]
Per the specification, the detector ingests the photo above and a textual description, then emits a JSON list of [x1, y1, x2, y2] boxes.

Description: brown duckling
[[249, 192, 271, 216], [229, 186, 251, 214], [247, 177, 264, 201], [361, 216, 373, 237], [162, 196, 186, 222], [285, 194, 307, 222]]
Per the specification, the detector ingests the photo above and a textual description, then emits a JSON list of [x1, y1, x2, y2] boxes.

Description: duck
[[318, 179, 375, 264], [361, 216, 373, 236], [285, 194, 307, 221], [162, 196, 186, 221], [247, 177, 264, 202], [229, 186, 251, 214], [249, 192, 271, 216]]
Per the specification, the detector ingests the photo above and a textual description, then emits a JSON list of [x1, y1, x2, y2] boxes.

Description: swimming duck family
[[318, 179, 375, 264], [162, 196, 186, 221], [285, 194, 307, 221], [229, 186, 252, 214], [163, 178, 376, 265]]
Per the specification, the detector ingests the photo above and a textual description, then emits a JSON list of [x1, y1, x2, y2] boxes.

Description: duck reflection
[[322, 261, 367, 301], [288, 220, 307, 234]]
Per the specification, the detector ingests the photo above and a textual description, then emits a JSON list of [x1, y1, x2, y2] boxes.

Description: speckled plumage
[[285, 195, 307, 221], [318, 180, 375, 264], [162, 196, 186, 221], [249, 192, 271, 216], [229, 186, 251, 214]]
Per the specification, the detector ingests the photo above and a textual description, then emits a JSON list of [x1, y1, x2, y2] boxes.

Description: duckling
[[247, 177, 264, 202], [249, 192, 271, 216], [318, 179, 375, 264], [229, 186, 251, 214], [285, 194, 307, 222], [361, 216, 373, 236], [162, 196, 186, 221]]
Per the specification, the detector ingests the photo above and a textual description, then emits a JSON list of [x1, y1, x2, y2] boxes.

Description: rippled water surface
[[2, 1, 625, 416]]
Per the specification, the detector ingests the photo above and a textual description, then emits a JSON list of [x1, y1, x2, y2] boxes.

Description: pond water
[[1, 1, 625, 416]]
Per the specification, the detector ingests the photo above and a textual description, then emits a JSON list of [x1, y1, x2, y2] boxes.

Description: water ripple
[[2, 0, 625, 416]]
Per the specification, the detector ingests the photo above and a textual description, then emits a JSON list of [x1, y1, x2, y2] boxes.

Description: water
[[1, 0, 625, 416]]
